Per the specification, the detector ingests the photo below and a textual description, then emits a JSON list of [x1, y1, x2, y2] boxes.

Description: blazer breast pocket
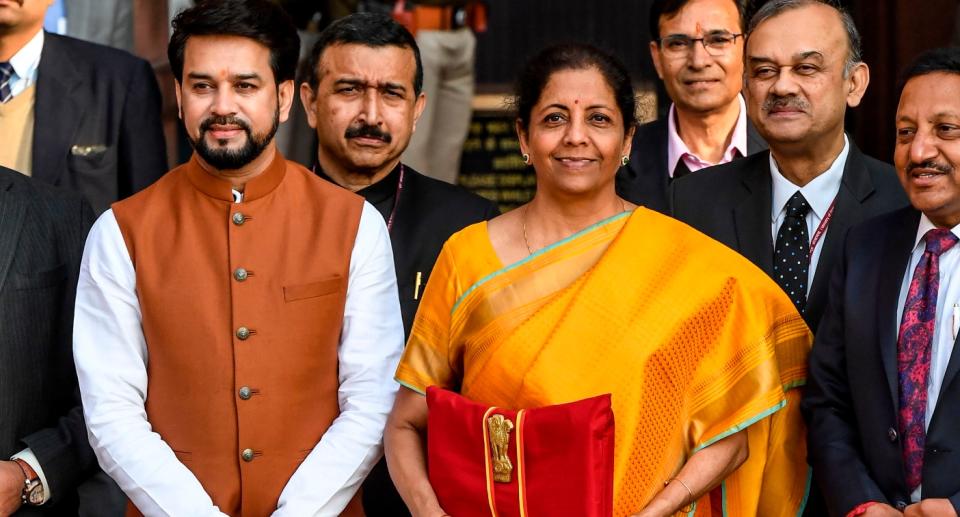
[[283, 276, 344, 302], [67, 144, 115, 174], [10, 263, 67, 290]]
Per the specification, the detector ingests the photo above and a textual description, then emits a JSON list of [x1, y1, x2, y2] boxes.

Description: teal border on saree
[[450, 210, 633, 316]]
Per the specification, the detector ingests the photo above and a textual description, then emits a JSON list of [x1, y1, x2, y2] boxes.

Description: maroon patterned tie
[[897, 228, 958, 491]]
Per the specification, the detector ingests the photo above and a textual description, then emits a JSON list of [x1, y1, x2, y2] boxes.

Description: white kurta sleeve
[[73, 210, 228, 517], [273, 202, 404, 516]]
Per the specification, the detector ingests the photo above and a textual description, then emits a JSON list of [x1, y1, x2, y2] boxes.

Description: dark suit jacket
[[615, 116, 767, 213], [356, 166, 497, 516], [671, 142, 908, 332], [0, 166, 96, 515], [383, 166, 499, 337], [32, 32, 166, 214], [802, 207, 960, 515]]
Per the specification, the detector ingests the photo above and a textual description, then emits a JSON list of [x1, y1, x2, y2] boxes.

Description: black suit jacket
[[356, 166, 497, 516], [32, 32, 167, 214], [671, 142, 908, 332], [615, 116, 767, 213], [0, 167, 96, 515], [382, 167, 499, 337], [802, 207, 960, 515]]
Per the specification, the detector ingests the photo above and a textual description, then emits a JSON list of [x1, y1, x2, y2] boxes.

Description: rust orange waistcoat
[[112, 151, 365, 516]]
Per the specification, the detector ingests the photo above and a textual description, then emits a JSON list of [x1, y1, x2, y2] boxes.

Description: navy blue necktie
[[0, 62, 14, 103]]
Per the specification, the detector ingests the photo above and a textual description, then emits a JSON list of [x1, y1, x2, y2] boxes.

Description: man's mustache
[[762, 95, 810, 113], [907, 160, 954, 175], [200, 116, 252, 135], [345, 124, 392, 143]]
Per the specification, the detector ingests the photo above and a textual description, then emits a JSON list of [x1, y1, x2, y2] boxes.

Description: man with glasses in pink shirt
[[616, 0, 766, 213]]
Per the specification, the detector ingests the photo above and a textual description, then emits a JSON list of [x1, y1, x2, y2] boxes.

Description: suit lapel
[[876, 208, 921, 413], [733, 155, 774, 274], [33, 33, 82, 186], [807, 145, 875, 326], [389, 167, 416, 282], [0, 176, 28, 294]]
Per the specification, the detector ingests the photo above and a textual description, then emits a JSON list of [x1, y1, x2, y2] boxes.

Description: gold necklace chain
[[522, 198, 627, 256]]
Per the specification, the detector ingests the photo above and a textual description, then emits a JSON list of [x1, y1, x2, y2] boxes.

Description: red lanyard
[[808, 198, 837, 260], [386, 165, 405, 234]]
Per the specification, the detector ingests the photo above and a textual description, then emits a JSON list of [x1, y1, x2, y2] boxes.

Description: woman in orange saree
[[385, 44, 811, 517]]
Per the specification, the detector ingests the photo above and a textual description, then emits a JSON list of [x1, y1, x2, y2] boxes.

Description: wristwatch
[[12, 458, 44, 506]]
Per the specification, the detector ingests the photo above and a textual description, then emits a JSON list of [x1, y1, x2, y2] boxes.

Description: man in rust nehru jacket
[[72, 1, 404, 515]]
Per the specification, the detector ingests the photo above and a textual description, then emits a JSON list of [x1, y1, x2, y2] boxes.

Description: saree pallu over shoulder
[[396, 208, 812, 516]]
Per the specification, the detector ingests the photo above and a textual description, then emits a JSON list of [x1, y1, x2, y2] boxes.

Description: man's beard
[[190, 110, 279, 170]]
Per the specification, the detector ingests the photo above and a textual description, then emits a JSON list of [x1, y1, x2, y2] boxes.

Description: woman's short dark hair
[[168, 0, 300, 85], [898, 47, 960, 95], [300, 13, 423, 95], [513, 44, 637, 136]]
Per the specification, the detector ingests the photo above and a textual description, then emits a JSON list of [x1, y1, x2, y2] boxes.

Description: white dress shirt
[[770, 135, 849, 294], [894, 214, 960, 502], [73, 200, 404, 516], [4, 29, 43, 99]]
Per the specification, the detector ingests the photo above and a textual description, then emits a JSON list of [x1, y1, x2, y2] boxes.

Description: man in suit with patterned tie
[[803, 47, 960, 517], [671, 0, 907, 333], [0, 0, 166, 214]]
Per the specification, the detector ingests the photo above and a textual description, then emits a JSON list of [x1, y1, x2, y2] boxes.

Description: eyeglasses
[[657, 32, 743, 57]]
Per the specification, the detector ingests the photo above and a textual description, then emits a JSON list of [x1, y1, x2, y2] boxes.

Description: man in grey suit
[[0, 165, 95, 516]]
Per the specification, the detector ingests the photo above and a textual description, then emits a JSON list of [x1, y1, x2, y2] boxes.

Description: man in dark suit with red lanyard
[[803, 47, 960, 517], [671, 0, 907, 332], [298, 14, 497, 514]]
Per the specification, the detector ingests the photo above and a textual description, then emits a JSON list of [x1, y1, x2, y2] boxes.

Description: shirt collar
[[666, 94, 748, 178], [7, 29, 44, 83], [770, 135, 849, 221], [912, 213, 960, 252]]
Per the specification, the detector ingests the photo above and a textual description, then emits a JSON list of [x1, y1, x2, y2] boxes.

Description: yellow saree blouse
[[396, 208, 811, 516]]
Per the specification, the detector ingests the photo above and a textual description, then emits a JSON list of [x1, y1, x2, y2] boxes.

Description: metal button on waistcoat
[[241, 448, 254, 462], [234, 268, 248, 282], [888, 427, 898, 442], [239, 386, 251, 400], [895, 501, 908, 511], [236, 327, 251, 340], [232, 212, 246, 226]]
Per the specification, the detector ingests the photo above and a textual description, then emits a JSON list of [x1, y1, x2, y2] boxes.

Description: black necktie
[[0, 62, 14, 104], [774, 191, 811, 312]]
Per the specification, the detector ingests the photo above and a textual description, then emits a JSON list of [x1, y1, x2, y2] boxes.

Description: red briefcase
[[426, 386, 615, 517]]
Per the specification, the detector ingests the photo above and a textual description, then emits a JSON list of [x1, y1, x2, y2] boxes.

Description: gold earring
[[522, 153, 531, 165]]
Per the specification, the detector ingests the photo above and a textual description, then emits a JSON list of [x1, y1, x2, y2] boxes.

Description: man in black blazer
[[298, 14, 497, 515], [0, 0, 166, 214], [803, 48, 960, 516], [672, 0, 906, 333], [0, 166, 95, 516], [616, 0, 766, 213]]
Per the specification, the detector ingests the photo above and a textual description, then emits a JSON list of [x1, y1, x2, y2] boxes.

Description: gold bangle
[[664, 477, 695, 513]]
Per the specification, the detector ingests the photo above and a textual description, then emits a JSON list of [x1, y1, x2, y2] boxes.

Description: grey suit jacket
[[64, 0, 134, 52], [0, 166, 96, 515]]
